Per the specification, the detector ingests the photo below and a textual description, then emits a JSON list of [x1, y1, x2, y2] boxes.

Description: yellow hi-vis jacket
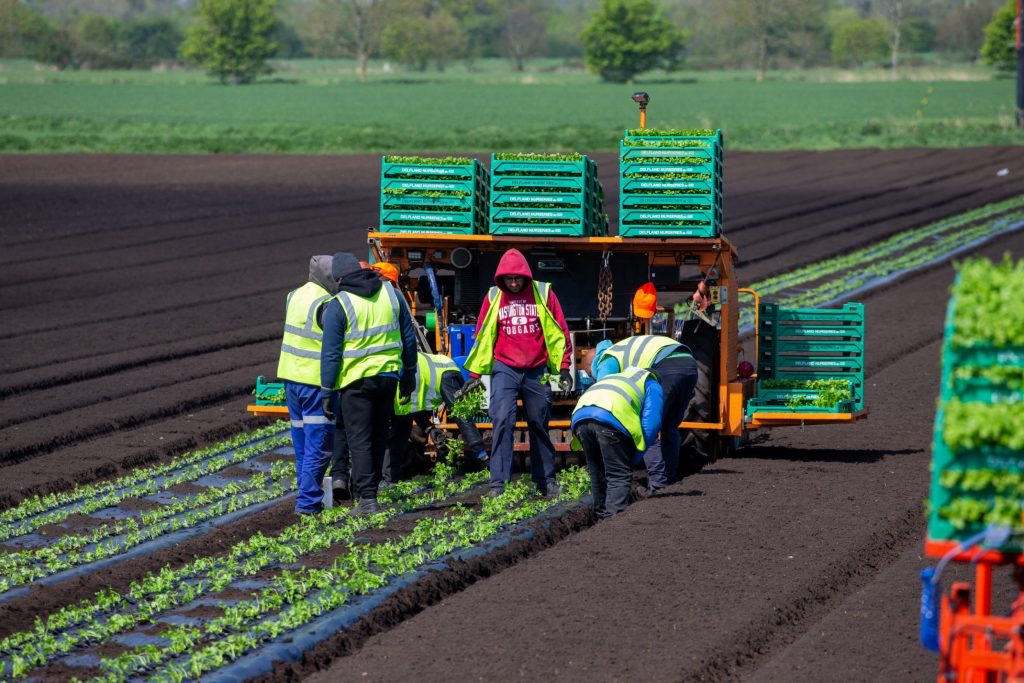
[[572, 367, 654, 451], [463, 281, 565, 376], [395, 352, 461, 415], [334, 282, 403, 389], [603, 335, 682, 372], [277, 281, 332, 385]]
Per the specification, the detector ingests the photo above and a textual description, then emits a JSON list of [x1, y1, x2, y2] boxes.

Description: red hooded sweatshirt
[[474, 249, 572, 371]]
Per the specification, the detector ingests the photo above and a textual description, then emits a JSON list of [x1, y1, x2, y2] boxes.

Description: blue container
[[449, 324, 477, 358]]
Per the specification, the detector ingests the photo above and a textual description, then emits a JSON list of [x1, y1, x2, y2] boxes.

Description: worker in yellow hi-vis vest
[[571, 367, 665, 517], [277, 255, 339, 516], [320, 253, 417, 516]]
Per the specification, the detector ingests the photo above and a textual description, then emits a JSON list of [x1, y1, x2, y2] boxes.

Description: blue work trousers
[[488, 361, 556, 493], [644, 355, 698, 488], [285, 381, 336, 513]]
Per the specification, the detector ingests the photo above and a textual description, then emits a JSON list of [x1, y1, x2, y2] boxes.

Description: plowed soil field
[[2, 148, 1023, 681]]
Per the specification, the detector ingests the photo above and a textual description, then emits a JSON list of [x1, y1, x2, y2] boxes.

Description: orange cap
[[632, 282, 657, 319], [372, 261, 400, 284]]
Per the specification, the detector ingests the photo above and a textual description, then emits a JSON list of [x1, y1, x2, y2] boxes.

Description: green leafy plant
[[493, 152, 583, 162], [383, 155, 474, 165], [951, 254, 1024, 349], [626, 128, 716, 137], [943, 399, 1024, 452], [449, 388, 487, 422]]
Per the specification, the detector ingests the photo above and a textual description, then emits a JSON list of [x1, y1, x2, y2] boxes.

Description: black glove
[[558, 368, 573, 392], [399, 373, 416, 401], [320, 389, 337, 423]]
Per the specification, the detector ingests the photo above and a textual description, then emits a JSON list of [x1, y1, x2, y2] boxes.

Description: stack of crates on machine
[[488, 153, 608, 236], [379, 156, 489, 234], [926, 256, 1024, 552], [619, 129, 723, 238], [747, 301, 865, 416]]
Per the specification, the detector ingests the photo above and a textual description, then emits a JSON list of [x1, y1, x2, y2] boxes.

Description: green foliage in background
[[980, 0, 1018, 71], [580, 0, 685, 83], [180, 0, 280, 84], [831, 18, 890, 67]]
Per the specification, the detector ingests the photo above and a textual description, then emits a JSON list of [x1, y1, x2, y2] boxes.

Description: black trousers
[[573, 419, 636, 518], [339, 375, 398, 501], [331, 371, 485, 483]]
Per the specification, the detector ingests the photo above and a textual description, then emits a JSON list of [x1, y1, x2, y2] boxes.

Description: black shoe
[[485, 488, 504, 499], [353, 498, 381, 516], [296, 508, 321, 517], [332, 480, 352, 501]]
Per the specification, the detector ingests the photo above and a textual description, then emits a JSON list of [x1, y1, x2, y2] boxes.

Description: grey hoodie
[[308, 255, 338, 295]]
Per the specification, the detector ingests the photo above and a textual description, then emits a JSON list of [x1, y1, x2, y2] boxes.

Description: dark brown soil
[[2, 150, 1023, 681]]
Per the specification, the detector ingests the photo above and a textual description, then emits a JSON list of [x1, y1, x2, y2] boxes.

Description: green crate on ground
[[748, 302, 865, 415], [380, 156, 489, 233], [926, 257, 1024, 550]]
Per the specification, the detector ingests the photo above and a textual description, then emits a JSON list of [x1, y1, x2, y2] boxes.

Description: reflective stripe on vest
[[395, 352, 460, 415], [277, 281, 331, 385], [463, 280, 565, 376], [572, 367, 652, 451], [604, 335, 681, 372], [335, 282, 403, 389]]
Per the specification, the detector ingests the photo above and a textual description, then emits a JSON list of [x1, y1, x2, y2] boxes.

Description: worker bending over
[[320, 253, 417, 515], [593, 334, 697, 491], [464, 248, 572, 497], [387, 353, 488, 485], [571, 367, 664, 517], [277, 255, 339, 516]]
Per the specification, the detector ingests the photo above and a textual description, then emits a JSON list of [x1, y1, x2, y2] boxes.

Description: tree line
[[0, 0, 1018, 83]]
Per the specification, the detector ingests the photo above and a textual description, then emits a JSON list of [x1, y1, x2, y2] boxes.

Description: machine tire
[[676, 320, 720, 479]]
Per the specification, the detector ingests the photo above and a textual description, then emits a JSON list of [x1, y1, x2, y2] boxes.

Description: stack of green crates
[[747, 302, 865, 416], [489, 154, 607, 236], [379, 156, 489, 234], [619, 129, 723, 238], [253, 376, 285, 406], [927, 258, 1024, 551]]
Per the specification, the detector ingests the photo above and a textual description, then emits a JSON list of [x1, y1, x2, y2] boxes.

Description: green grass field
[[1, 59, 1021, 153]]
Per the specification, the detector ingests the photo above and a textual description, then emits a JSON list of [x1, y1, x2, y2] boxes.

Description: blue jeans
[[488, 361, 556, 493], [285, 381, 336, 513], [644, 354, 698, 488], [574, 419, 634, 518]]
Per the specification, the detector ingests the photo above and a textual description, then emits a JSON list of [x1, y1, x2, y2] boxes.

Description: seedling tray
[[620, 177, 720, 196], [382, 158, 485, 182], [381, 194, 483, 212], [621, 193, 720, 212], [622, 129, 724, 152], [381, 209, 482, 234], [620, 145, 720, 164]]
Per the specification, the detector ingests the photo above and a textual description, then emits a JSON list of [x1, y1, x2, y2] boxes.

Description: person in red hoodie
[[464, 249, 573, 496]]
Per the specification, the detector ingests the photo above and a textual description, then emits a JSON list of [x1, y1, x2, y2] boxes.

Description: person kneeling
[[570, 367, 663, 518]]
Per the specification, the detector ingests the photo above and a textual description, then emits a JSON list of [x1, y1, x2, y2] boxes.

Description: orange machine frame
[[925, 539, 1024, 682], [249, 232, 867, 438]]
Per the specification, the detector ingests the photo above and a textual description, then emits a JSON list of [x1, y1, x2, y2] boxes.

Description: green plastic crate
[[621, 129, 724, 153], [382, 158, 484, 182], [620, 145, 720, 164], [749, 302, 865, 416], [926, 276, 1024, 548], [254, 376, 286, 406], [381, 209, 484, 234]]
